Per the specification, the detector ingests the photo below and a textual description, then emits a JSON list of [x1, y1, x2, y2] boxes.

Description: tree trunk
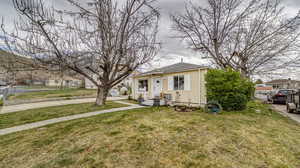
[[59, 71, 64, 90], [240, 68, 250, 79], [95, 87, 109, 106], [60, 80, 64, 90]]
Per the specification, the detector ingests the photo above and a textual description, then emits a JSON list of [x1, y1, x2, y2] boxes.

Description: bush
[[205, 69, 255, 111]]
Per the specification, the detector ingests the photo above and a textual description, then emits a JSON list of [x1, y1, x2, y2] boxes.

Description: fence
[[0, 86, 10, 101]]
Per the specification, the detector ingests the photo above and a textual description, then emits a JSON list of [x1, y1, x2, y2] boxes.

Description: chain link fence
[[0, 86, 10, 101]]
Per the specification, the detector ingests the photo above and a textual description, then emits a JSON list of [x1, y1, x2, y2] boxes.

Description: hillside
[[0, 50, 83, 85], [0, 49, 33, 71]]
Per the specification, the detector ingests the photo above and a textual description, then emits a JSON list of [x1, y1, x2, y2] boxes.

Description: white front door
[[153, 78, 162, 97]]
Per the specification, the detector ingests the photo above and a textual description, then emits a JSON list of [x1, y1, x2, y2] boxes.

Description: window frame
[[138, 79, 148, 92], [173, 75, 184, 90]]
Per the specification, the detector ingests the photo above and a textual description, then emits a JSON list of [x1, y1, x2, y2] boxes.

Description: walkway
[[0, 101, 143, 136], [0, 97, 126, 114]]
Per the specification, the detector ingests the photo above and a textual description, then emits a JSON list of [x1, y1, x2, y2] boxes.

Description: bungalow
[[132, 62, 208, 107], [45, 77, 83, 88]]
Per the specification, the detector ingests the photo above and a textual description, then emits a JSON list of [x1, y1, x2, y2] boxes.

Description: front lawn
[[0, 102, 300, 168], [0, 101, 128, 129], [8, 88, 97, 101]]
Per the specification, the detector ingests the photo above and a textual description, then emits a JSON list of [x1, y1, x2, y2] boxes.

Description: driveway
[[271, 104, 300, 124], [256, 93, 300, 124], [255, 93, 268, 101]]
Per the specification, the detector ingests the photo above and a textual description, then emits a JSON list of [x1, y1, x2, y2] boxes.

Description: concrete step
[[141, 99, 166, 106]]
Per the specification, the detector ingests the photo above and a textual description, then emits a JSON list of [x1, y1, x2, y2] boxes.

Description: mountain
[[0, 49, 33, 72]]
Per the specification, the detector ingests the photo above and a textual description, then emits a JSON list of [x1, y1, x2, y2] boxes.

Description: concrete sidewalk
[[0, 97, 126, 114], [0, 101, 143, 136]]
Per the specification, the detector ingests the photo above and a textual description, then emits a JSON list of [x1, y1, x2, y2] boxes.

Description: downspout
[[150, 74, 153, 99], [198, 68, 201, 106], [132, 77, 135, 99]]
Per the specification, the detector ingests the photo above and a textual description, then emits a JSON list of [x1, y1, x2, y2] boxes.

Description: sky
[[0, 0, 300, 81]]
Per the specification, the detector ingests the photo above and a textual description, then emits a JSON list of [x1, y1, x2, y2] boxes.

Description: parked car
[[286, 90, 300, 113], [267, 89, 296, 104]]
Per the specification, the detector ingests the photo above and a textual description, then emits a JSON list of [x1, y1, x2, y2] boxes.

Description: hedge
[[205, 69, 255, 111]]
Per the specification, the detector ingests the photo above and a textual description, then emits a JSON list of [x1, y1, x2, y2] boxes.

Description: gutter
[[134, 67, 209, 78]]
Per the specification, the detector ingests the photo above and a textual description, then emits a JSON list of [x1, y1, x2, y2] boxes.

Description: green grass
[[0, 101, 128, 129], [0, 102, 300, 168], [8, 89, 97, 100]]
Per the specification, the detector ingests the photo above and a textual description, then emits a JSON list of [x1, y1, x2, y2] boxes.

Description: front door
[[153, 78, 162, 97]]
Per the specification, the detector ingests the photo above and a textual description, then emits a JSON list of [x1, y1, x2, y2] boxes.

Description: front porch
[[140, 98, 167, 106], [133, 75, 165, 100]]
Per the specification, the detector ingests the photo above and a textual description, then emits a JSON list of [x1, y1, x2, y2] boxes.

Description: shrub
[[205, 69, 255, 111]]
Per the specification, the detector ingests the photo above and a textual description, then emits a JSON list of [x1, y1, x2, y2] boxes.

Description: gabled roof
[[136, 62, 207, 77]]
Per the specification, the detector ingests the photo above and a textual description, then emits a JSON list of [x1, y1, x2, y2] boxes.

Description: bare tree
[[171, 0, 300, 78], [3, 0, 160, 105]]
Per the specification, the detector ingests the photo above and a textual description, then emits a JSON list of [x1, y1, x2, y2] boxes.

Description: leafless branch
[[171, 0, 300, 78], [3, 0, 160, 105]]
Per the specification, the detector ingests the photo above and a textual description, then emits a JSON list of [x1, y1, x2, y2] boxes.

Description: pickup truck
[[286, 90, 300, 113]]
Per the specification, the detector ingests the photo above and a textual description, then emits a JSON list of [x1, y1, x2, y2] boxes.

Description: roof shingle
[[136, 62, 207, 77]]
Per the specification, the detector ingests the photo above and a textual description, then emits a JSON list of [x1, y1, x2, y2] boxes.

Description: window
[[174, 75, 184, 90], [278, 90, 294, 95], [138, 80, 148, 92]]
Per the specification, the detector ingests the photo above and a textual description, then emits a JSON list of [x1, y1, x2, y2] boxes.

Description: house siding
[[46, 79, 82, 88], [85, 76, 97, 89], [132, 68, 208, 107]]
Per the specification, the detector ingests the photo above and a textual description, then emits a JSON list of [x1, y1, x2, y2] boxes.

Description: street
[[0, 86, 53, 95]]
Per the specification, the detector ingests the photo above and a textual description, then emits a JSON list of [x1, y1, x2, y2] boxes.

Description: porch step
[[141, 99, 166, 106]]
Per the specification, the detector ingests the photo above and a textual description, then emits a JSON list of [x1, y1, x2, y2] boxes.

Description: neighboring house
[[132, 62, 208, 107], [0, 80, 6, 86], [85, 71, 140, 89], [85, 77, 97, 89], [0, 69, 6, 86], [255, 84, 273, 94], [45, 78, 83, 88], [265, 78, 300, 89]]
